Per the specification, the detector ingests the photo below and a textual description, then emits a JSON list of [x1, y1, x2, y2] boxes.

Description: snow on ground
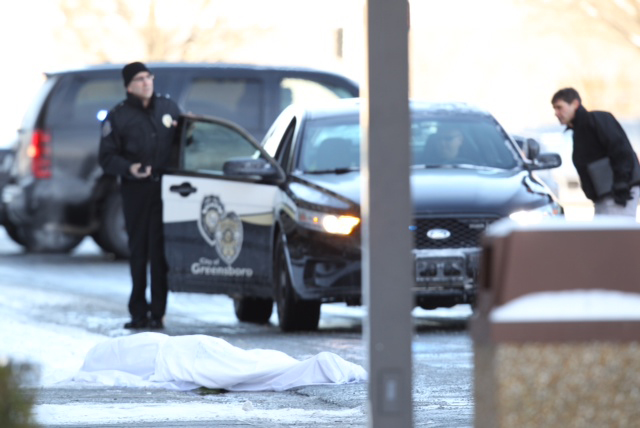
[[0, 291, 105, 386], [0, 287, 470, 426], [35, 402, 365, 426], [0, 303, 368, 426], [0, 228, 467, 425], [491, 289, 640, 322]]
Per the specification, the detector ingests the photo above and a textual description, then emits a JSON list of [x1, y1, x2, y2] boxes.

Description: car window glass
[[262, 113, 294, 157], [275, 120, 297, 170], [182, 120, 260, 174], [413, 118, 518, 169], [298, 114, 519, 172], [262, 116, 296, 166], [299, 119, 360, 172], [47, 77, 123, 127], [183, 78, 262, 133], [279, 78, 354, 113]]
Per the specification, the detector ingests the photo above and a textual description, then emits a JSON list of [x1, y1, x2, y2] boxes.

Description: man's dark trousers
[[120, 179, 168, 322]]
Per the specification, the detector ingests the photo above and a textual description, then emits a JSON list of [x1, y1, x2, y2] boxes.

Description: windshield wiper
[[418, 163, 499, 171], [304, 167, 359, 174]]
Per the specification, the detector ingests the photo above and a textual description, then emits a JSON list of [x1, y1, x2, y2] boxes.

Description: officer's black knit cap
[[122, 62, 150, 87]]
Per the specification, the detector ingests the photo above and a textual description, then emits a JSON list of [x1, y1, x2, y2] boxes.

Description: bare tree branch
[[55, 0, 274, 63], [523, 0, 640, 51]]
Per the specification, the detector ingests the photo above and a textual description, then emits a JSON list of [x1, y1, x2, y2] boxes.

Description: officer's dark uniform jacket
[[570, 104, 636, 201], [97, 91, 181, 324], [99, 92, 181, 177]]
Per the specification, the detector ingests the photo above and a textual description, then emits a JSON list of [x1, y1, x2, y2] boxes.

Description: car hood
[[294, 168, 552, 217]]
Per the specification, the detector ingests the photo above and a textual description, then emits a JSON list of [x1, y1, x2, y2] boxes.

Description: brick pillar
[[471, 217, 640, 428]]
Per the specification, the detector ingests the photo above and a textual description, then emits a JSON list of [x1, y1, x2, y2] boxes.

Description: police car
[[162, 99, 563, 331]]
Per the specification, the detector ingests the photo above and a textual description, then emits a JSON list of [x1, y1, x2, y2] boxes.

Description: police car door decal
[[161, 115, 281, 295], [162, 174, 278, 294]]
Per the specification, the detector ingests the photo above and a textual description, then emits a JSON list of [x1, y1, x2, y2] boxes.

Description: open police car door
[[162, 114, 283, 299]]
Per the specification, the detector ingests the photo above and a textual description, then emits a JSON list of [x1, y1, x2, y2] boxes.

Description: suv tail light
[[27, 129, 52, 179]]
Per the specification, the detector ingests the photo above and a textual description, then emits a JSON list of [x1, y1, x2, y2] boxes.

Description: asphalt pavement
[[1, 229, 474, 427]]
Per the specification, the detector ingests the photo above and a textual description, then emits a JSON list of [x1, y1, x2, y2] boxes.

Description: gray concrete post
[[361, 1, 413, 427]]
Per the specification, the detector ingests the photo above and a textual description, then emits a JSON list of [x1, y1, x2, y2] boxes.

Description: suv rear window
[[46, 76, 123, 127], [183, 78, 262, 133]]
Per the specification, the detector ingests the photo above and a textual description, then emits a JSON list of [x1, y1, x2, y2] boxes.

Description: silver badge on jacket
[[162, 114, 173, 128]]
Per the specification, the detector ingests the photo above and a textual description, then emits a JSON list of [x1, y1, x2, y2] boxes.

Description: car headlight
[[509, 203, 562, 225], [298, 208, 360, 235]]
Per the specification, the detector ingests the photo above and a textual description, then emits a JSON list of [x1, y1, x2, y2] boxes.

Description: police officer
[[99, 62, 181, 329]]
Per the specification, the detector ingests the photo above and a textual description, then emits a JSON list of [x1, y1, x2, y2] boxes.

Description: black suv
[[0, 63, 359, 257]]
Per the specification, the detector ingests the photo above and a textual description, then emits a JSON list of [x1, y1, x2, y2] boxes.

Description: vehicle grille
[[413, 217, 498, 249]]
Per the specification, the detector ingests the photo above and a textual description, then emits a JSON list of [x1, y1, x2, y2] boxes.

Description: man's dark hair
[[551, 87, 581, 104]]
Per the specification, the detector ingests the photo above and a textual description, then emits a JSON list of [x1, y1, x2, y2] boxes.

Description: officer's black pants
[[120, 180, 168, 322]]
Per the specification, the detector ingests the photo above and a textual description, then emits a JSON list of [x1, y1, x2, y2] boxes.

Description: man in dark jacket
[[551, 87, 639, 217], [99, 62, 182, 329]]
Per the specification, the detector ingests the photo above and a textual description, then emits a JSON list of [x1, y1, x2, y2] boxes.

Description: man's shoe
[[148, 319, 164, 329], [124, 318, 148, 329]]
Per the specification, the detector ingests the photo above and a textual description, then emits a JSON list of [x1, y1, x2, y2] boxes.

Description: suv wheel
[[18, 226, 83, 253], [3, 220, 26, 246], [92, 192, 130, 259], [274, 236, 321, 332], [233, 297, 273, 324]]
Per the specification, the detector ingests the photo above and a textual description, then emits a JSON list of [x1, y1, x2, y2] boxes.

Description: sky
[[0, 0, 355, 147], [2, 0, 638, 148]]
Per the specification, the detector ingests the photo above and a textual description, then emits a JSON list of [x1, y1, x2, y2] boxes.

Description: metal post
[[361, 1, 413, 427]]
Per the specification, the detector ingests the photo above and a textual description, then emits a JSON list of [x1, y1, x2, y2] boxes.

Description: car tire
[[92, 192, 130, 259], [18, 226, 84, 253], [3, 219, 26, 246], [274, 236, 321, 332], [233, 297, 274, 324]]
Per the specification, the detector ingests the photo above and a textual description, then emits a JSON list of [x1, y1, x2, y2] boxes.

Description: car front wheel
[[233, 297, 273, 324], [274, 236, 321, 332]]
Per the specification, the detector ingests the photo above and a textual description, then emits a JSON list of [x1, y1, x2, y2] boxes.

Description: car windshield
[[297, 111, 520, 173]]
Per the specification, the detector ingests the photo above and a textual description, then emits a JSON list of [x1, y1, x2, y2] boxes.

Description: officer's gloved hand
[[612, 182, 632, 206]]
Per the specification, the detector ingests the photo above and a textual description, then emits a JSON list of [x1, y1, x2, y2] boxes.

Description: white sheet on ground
[[72, 332, 367, 391]]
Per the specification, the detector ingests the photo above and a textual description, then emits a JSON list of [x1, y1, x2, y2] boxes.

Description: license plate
[[415, 256, 466, 283]]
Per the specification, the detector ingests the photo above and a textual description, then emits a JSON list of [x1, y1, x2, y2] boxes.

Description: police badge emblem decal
[[197, 195, 244, 265], [197, 195, 224, 247], [215, 212, 243, 265]]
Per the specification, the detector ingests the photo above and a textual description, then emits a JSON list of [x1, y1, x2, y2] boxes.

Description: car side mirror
[[513, 135, 541, 160], [524, 138, 540, 159], [528, 152, 562, 170], [222, 157, 284, 181]]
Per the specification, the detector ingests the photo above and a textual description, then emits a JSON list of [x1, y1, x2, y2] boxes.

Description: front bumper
[[412, 247, 480, 307], [286, 226, 479, 307], [287, 228, 362, 302]]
